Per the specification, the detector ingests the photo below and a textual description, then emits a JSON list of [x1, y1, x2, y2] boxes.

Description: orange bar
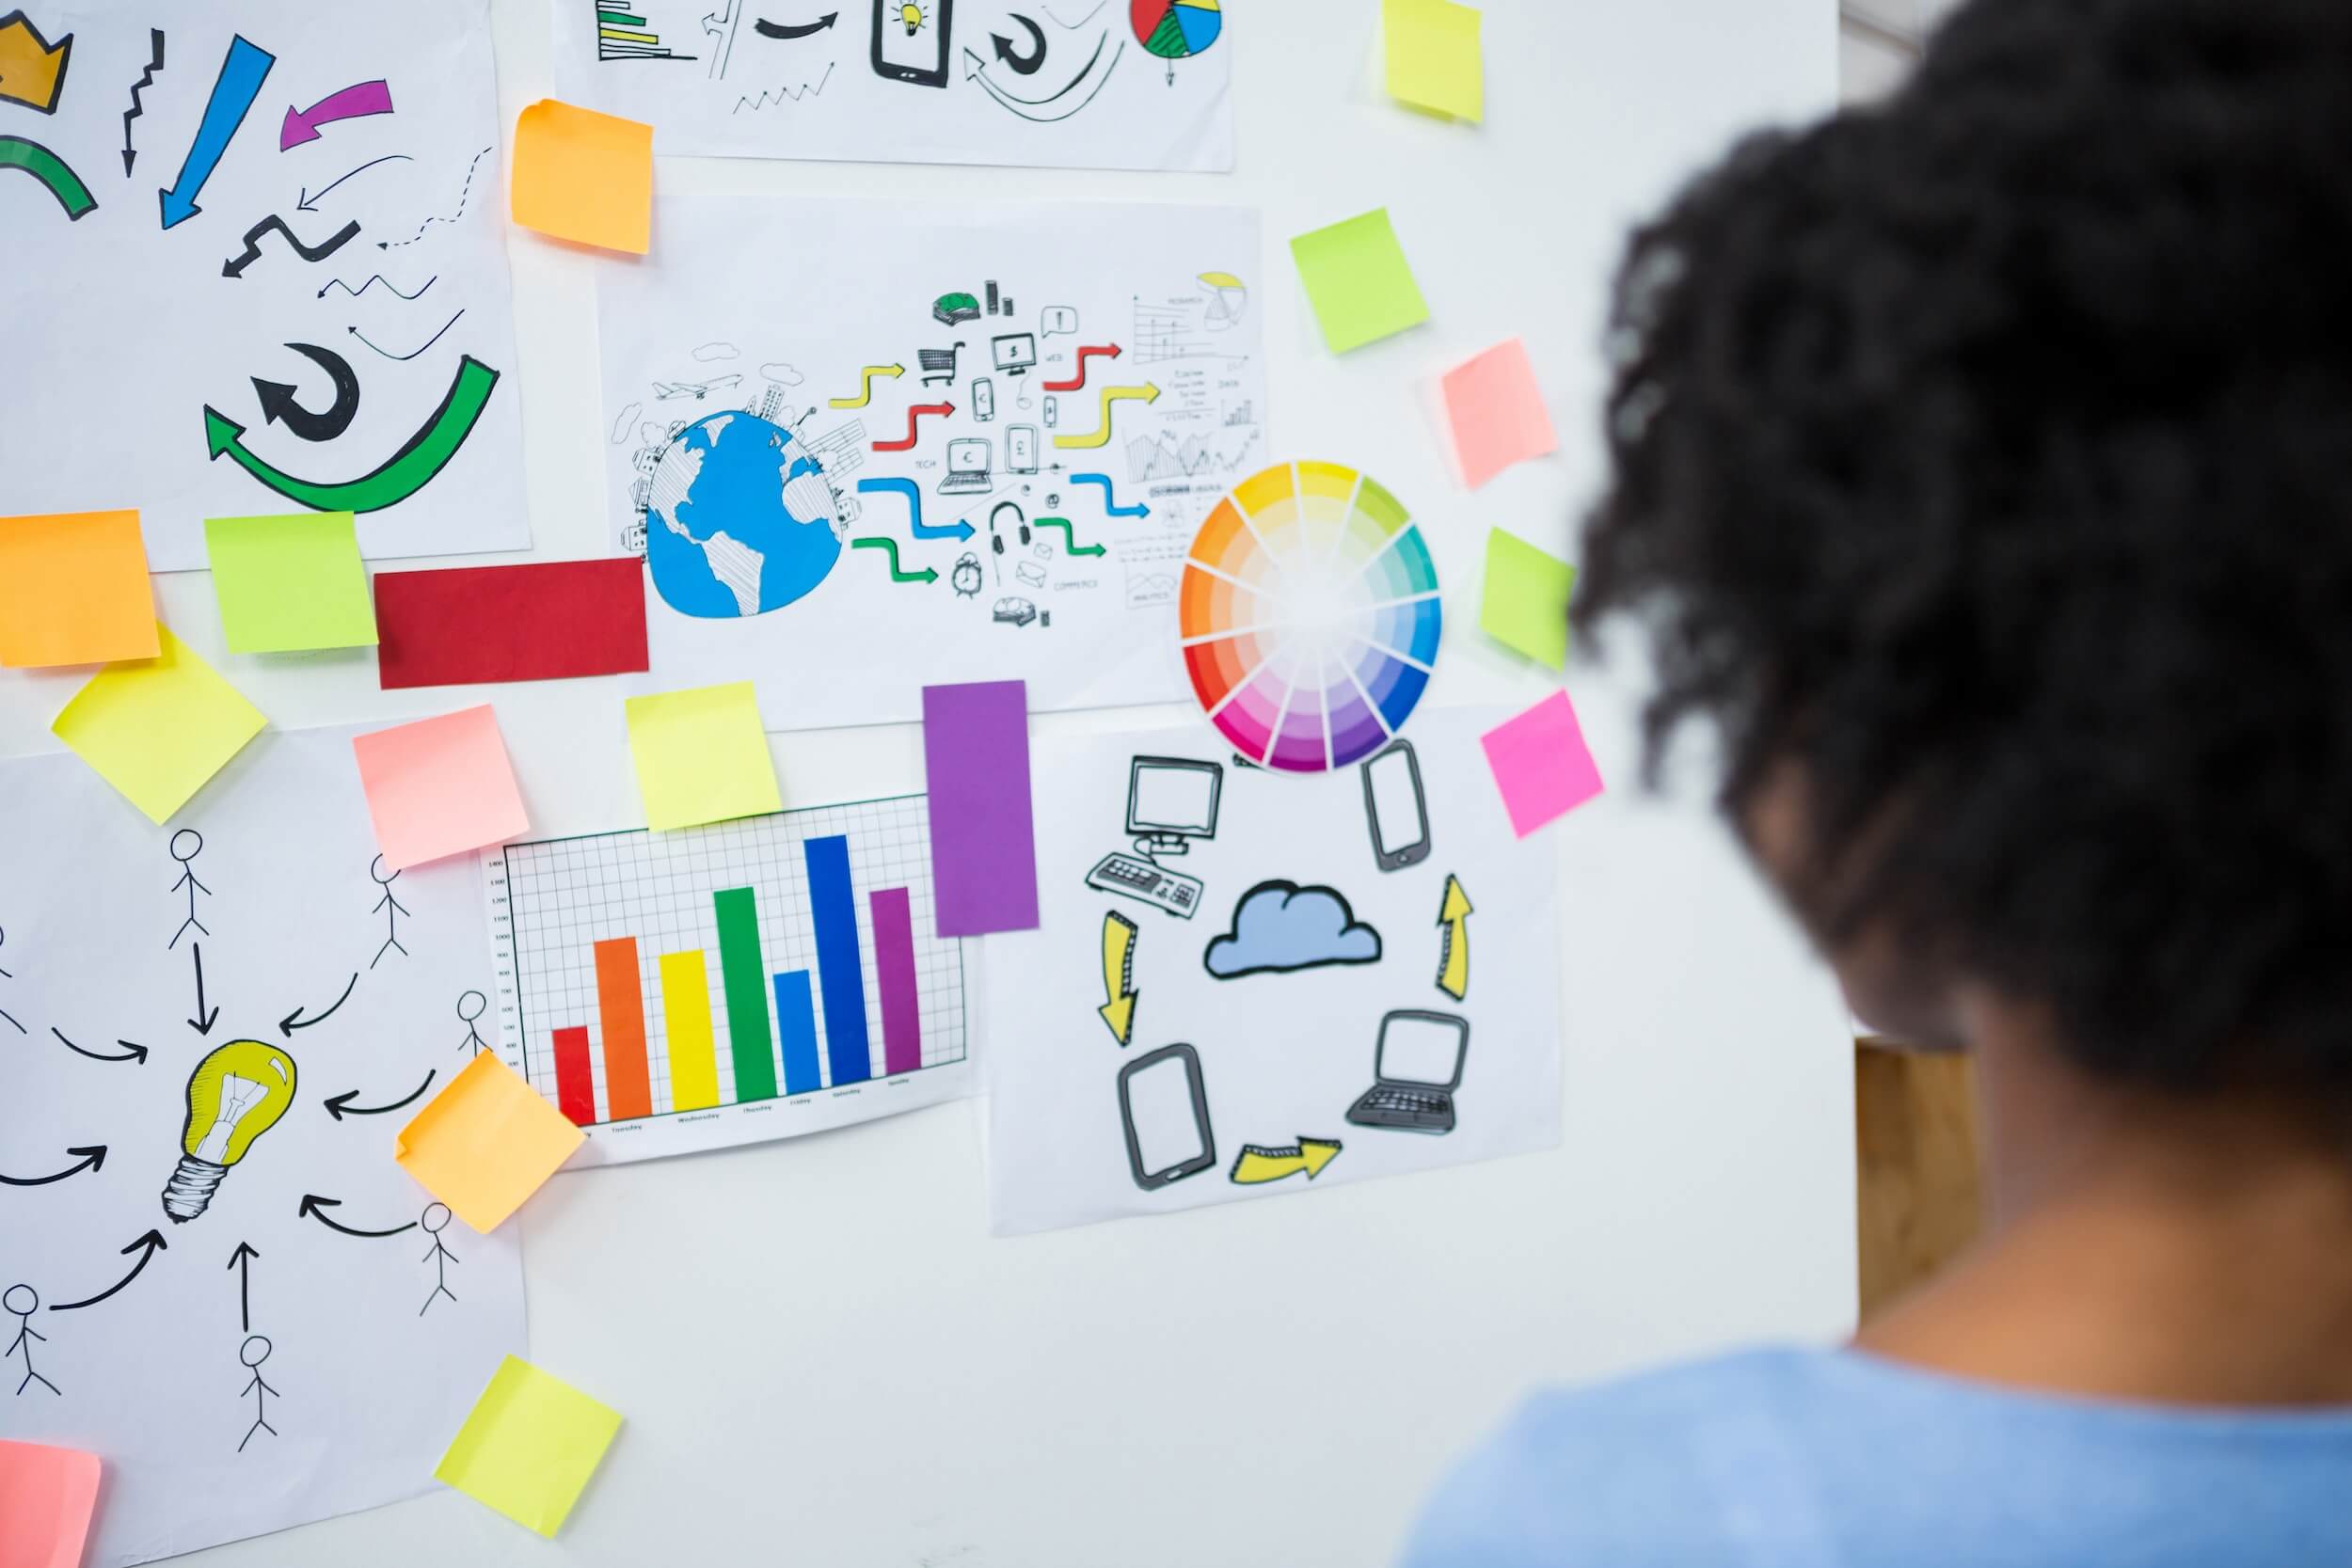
[[593, 937, 653, 1121]]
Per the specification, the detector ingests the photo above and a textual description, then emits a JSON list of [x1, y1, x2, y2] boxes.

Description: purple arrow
[[280, 80, 392, 150]]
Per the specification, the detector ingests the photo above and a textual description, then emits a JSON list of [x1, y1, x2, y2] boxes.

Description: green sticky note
[[52, 623, 267, 823], [1385, 0, 1484, 122], [435, 1355, 621, 1538], [1289, 209, 1432, 354], [205, 512, 378, 652], [625, 681, 782, 832], [1481, 528, 1577, 670]]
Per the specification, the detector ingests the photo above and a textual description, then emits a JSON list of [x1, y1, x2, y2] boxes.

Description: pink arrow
[[280, 80, 394, 150]]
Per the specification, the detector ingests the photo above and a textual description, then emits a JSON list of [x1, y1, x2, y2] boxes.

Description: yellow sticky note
[[435, 1355, 620, 1538], [625, 681, 782, 832], [396, 1053, 584, 1232], [512, 99, 652, 254], [1385, 0, 1485, 122], [205, 512, 377, 653], [0, 510, 159, 668], [51, 624, 266, 824], [1289, 210, 1431, 355], [1481, 528, 1577, 670]]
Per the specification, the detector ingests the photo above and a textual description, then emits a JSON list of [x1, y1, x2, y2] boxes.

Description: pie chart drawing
[[1200, 270, 1248, 331], [1181, 460, 1443, 774], [1134, 0, 1223, 62]]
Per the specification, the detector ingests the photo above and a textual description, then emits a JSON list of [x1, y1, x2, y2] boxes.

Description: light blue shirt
[[1401, 1348, 2352, 1568]]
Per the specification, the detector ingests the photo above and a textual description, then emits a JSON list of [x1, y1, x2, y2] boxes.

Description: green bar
[[598, 11, 648, 24], [713, 887, 777, 1102]]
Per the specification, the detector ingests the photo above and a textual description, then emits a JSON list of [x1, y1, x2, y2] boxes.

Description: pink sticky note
[[353, 705, 530, 870], [1482, 689, 1604, 836], [1441, 338, 1559, 489], [0, 1438, 101, 1568]]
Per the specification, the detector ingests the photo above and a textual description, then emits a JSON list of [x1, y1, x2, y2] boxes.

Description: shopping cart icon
[[919, 341, 966, 387]]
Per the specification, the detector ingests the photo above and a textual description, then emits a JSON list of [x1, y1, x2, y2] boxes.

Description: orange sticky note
[[352, 705, 530, 871], [0, 510, 159, 668], [0, 1439, 101, 1568], [1442, 339, 1558, 488], [512, 100, 652, 254], [398, 1053, 586, 1232]]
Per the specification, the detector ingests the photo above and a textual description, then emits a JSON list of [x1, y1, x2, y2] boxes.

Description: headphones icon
[[990, 500, 1029, 555]]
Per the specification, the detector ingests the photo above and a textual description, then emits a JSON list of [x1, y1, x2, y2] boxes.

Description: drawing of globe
[[644, 411, 842, 618]]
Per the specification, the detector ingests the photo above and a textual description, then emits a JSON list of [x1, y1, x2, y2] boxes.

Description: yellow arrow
[[1054, 382, 1161, 450], [1098, 911, 1139, 1046], [1229, 1138, 1343, 1185], [1435, 874, 1471, 1001], [0, 12, 72, 115], [830, 363, 905, 409]]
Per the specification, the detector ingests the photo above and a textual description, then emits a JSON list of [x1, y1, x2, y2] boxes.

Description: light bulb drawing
[[162, 1040, 298, 1225], [900, 3, 929, 37]]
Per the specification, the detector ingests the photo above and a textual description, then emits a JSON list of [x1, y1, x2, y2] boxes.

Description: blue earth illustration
[[644, 411, 842, 618]]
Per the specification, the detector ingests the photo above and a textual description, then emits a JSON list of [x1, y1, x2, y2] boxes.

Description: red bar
[[593, 937, 653, 1122], [868, 887, 923, 1077], [550, 1026, 597, 1126], [373, 559, 649, 690]]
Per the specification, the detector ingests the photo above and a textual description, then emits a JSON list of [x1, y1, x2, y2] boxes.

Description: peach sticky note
[[352, 705, 530, 871], [1482, 689, 1605, 836], [512, 99, 652, 254], [436, 1356, 621, 1538], [1443, 339, 1558, 488], [397, 1053, 585, 1232], [0, 510, 159, 668], [51, 624, 266, 824], [0, 1439, 101, 1568], [624, 681, 782, 832], [1385, 0, 1485, 122]]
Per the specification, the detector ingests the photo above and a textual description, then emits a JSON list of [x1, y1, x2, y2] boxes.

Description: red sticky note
[[1482, 689, 1605, 836], [373, 560, 648, 689], [0, 1438, 101, 1568], [1442, 339, 1559, 489], [353, 705, 531, 870]]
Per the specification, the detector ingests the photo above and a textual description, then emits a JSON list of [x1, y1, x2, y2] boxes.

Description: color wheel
[[1134, 0, 1222, 60], [1181, 461, 1442, 773]]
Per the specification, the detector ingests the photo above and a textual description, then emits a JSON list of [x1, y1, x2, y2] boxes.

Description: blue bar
[[773, 970, 821, 1096], [803, 834, 871, 1086]]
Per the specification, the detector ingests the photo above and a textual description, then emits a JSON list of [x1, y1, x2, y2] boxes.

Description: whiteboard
[[0, 1, 1852, 1562]]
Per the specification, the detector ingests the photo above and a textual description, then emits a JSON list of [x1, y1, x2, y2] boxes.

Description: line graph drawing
[[1133, 299, 1209, 364], [733, 61, 835, 112]]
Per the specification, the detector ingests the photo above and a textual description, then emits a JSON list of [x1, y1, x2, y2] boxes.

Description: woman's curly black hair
[[1573, 0, 2352, 1095]]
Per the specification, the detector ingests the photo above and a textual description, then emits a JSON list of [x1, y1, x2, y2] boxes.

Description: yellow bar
[[598, 26, 660, 42], [660, 950, 721, 1112]]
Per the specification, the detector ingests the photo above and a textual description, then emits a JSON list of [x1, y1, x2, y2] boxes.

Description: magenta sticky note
[[1442, 338, 1559, 489], [1482, 690, 1605, 836], [0, 1438, 101, 1568], [353, 705, 531, 870], [922, 681, 1040, 936]]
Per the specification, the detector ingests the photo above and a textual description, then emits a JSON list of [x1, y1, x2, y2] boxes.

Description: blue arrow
[[1073, 472, 1150, 518], [160, 35, 274, 230], [858, 477, 975, 542]]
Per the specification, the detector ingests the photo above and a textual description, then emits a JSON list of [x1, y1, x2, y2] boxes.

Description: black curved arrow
[[754, 10, 837, 40], [228, 1241, 259, 1332], [51, 1230, 168, 1312], [992, 14, 1046, 74], [324, 1069, 435, 1121], [221, 213, 361, 279], [250, 341, 359, 443], [49, 1026, 148, 1065], [297, 1193, 417, 1238], [0, 1145, 107, 1187], [278, 971, 356, 1037]]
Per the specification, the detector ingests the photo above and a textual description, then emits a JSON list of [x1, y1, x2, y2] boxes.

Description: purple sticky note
[[922, 680, 1041, 936], [1482, 689, 1605, 836]]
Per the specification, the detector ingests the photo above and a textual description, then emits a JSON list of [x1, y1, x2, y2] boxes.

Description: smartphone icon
[[1360, 738, 1432, 870], [1119, 1043, 1216, 1191], [1007, 424, 1038, 473], [973, 376, 995, 421], [871, 0, 953, 87]]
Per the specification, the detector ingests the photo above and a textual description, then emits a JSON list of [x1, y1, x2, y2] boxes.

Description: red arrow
[[872, 403, 954, 452], [1044, 343, 1122, 393]]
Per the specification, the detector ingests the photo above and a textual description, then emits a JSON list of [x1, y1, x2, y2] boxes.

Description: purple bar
[[920, 680, 1040, 936], [868, 886, 923, 1077]]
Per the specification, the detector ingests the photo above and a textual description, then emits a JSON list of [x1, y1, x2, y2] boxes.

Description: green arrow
[[0, 135, 97, 221], [204, 355, 500, 514], [1036, 516, 1104, 558], [850, 537, 938, 584]]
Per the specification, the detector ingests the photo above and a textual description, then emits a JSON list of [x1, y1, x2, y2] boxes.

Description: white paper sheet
[[978, 709, 1565, 1234], [596, 194, 1266, 731], [0, 0, 527, 570], [0, 728, 524, 1567], [551, 0, 1234, 170]]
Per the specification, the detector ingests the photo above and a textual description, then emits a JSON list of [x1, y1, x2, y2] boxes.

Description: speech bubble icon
[[1041, 306, 1078, 337]]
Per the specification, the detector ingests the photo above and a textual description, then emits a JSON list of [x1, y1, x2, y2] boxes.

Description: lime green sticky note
[[435, 1355, 621, 1538], [204, 512, 377, 653], [1385, 0, 1484, 122], [1289, 209, 1431, 354], [52, 623, 267, 823], [624, 680, 782, 831], [1481, 528, 1577, 669]]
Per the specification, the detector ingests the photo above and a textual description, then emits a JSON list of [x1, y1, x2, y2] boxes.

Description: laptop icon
[[938, 437, 993, 495], [1344, 1010, 1468, 1134]]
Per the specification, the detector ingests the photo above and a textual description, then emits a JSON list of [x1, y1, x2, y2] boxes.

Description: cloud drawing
[[1203, 880, 1383, 979]]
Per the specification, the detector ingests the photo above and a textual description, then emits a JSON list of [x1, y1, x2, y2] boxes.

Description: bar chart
[[485, 795, 973, 1164]]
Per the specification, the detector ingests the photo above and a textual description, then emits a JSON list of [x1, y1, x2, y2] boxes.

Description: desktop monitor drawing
[[993, 333, 1040, 374], [1126, 756, 1221, 856]]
